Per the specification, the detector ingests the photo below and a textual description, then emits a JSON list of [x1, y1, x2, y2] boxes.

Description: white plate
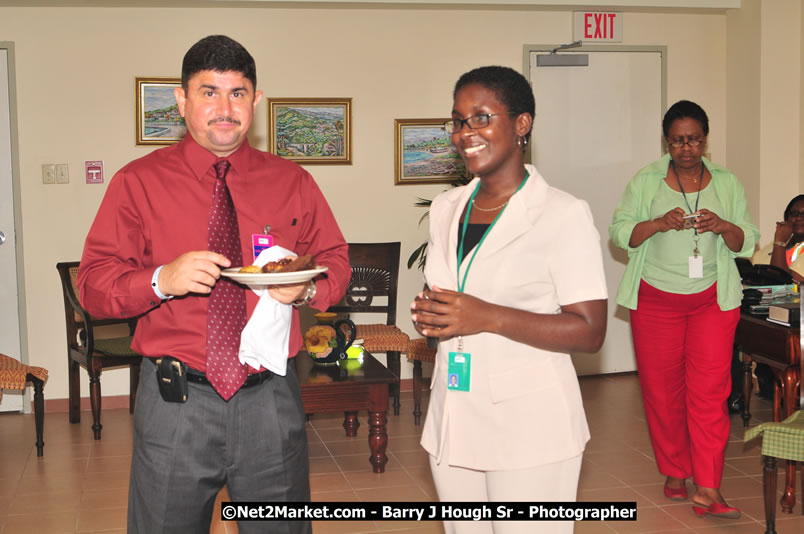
[[221, 266, 328, 286]]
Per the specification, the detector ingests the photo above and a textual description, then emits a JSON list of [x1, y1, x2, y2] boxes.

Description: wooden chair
[[327, 243, 409, 415], [406, 337, 436, 425], [745, 410, 804, 534], [56, 261, 142, 440], [0, 353, 47, 456]]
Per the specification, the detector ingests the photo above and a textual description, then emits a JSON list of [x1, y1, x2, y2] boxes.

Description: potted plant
[[407, 170, 472, 270]]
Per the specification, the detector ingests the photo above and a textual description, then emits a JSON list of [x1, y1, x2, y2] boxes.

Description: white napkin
[[238, 246, 295, 376]]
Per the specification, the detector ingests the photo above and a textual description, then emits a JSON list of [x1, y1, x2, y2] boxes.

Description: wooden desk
[[737, 314, 801, 425], [735, 313, 801, 514], [295, 351, 398, 473]]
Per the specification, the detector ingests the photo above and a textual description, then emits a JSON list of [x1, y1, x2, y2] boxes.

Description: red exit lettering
[[584, 12, 618, 39]]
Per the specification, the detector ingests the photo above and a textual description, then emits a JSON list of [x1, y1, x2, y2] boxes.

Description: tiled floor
[[0, 375, 801, 533]]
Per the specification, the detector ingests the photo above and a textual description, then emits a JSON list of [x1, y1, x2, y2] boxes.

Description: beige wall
[[726, 0, 804, 248], [801, 0, 804, 195], [758, 0, 802, 240], [726, 0, 761, 231], [0, 3, 798, 401]]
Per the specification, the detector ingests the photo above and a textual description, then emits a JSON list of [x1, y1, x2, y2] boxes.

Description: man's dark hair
[[662, 100, 709, 138], [454, 65, 535, 142], [181, 35, 256, 90]]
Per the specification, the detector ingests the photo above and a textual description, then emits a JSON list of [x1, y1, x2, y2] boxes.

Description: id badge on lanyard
[[447, 350, 471, 392], [689, 235, 702, 278], [689, 253, 703, 278]]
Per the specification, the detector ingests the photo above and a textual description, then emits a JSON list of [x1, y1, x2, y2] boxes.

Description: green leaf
[[407, 242, 427, 269], [408, 175, 471, 270]]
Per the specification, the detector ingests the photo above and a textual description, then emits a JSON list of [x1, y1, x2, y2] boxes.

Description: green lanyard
[[457, 172, 529, 293]]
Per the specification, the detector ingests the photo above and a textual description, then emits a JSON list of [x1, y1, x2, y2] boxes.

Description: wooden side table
[[295, 351, 398, 473]]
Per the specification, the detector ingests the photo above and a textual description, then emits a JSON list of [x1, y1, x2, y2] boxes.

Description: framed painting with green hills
[[135, 77, 186, 145], [267, 98, 352, 164], [394, 118, 465, 185]]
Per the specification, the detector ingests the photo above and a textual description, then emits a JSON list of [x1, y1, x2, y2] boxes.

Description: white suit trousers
[[429, 434, 583, 534]]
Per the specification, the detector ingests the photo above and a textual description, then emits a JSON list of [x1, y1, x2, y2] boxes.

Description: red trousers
[[630, 280, 739, 488]]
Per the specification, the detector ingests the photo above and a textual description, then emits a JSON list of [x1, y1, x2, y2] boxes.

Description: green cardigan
[[609, 154, 759, 311]]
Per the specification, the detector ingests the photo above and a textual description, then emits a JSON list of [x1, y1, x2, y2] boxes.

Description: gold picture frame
[[267, 98, 352, 165], [135, 77, 186, 145], [394, 118, 466, 185]]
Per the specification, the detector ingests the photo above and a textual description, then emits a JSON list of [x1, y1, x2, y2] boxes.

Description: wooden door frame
[[1, 41, 30, 411]]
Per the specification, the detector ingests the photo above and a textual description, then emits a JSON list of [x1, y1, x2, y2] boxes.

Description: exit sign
[[574, 12, 623, 42]]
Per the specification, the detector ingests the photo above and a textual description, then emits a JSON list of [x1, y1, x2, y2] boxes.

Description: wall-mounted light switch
[[55, 163, 69, 184], [42, 164, 55, 184]]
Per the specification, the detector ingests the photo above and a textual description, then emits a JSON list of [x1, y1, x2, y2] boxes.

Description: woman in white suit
[[410, 66, 608, 534]]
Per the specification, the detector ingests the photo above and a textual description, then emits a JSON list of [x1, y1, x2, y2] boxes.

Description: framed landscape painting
[[394, 118, 466, 185], [267, 98, 352, 164], [135, 77, 186, 145]]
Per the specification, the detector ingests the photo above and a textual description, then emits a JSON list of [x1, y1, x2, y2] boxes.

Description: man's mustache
[[208, 117, 241, 126]]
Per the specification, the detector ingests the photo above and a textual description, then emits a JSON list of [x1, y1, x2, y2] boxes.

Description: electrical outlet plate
[[55, 163, 69, 184], [42, 164, 55, 184]]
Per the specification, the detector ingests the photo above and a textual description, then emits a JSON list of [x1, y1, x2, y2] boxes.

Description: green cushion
[[94, 336, 140, 357], [744, 410, 804, 462]]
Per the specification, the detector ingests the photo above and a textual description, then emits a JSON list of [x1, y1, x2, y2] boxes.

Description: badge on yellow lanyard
[[449, 173, 529, 392]]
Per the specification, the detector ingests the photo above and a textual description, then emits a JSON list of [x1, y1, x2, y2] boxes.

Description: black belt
[[147, 358, 273, 389], [187, 368, 273, 388]]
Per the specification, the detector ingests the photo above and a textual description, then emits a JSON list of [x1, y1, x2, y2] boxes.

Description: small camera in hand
[[682, 213, 700, 230]]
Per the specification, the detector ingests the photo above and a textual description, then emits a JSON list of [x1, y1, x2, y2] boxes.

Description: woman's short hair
[[784, 194, 804, 220], [662, 100, 709, 137], [454, 66, 535, 141]]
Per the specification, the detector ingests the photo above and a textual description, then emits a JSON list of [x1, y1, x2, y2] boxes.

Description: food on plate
[[236, 254, 315, 274], [261, 255, 314, 273]]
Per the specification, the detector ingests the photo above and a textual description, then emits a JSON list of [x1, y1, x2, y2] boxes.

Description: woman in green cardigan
[[610, 100, 758, 519]]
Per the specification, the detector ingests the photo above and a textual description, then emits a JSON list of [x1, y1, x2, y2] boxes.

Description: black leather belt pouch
[[155, 357, 188, 403]]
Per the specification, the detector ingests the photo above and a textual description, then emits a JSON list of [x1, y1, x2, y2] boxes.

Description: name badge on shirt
[[447, 352, 471, 392], [689, 255, 703, 278], [252, 234, 274, 262]]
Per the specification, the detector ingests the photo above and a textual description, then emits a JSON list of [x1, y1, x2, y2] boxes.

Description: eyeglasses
[[667, 136, 706, 149], [789, 210, 804, 218], [444, 112, 517, 133]]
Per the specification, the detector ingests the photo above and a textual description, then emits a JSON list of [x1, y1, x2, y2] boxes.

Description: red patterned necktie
[[205, 159, 248, 400]]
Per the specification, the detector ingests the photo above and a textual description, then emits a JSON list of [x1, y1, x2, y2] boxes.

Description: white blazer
[[421, 164, 608, 471]]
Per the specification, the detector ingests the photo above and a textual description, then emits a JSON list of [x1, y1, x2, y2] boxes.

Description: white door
[[0, 47, 23, 412], [528, 47, 665, 375]]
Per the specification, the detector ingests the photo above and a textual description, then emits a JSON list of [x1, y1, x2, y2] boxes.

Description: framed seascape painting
[[394, 118, 466, 185], [267, 98, 352, 164], [135, 77, 186, 145]]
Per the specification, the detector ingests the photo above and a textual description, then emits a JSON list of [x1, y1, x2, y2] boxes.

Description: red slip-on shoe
[[663, 484, 688, 501], [692, 502, 741, 519]]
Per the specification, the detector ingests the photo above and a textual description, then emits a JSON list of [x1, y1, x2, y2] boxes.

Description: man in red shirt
[[78, 35, 350, 534]]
